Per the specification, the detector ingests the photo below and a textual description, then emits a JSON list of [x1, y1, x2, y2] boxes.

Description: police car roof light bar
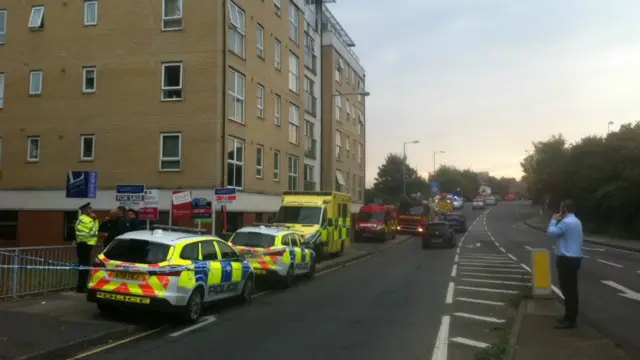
[[151, 225, 207, 234], [252, 223, 292, 229]]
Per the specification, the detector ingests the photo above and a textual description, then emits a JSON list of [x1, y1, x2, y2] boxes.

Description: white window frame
[[305, 164, 314, 182], [228, 69, 245, 123], [227, 136, 245, 189], [346, 99, 351, 118], [273, 150, 280, 181], [0, 10, 7, 44], [82, 67, 96, 93], [84, 1, 98, 26], [29, 70, 43, 95], [228, 1, 245, 58], [288, 103, 300, 145], [159, 133, 182, 171], [345, 135, 350, 157], [287, 155, 299, 190], [335, 130, 342, 160], [80, 134, 95, 161], [358, 111, 364, 135], [335, 93, 341, 121], [358, 143, 363, 164], [288, 51, 299, 93], [288, 2, 299, 44], [162, 0, 183, 30], [28, 6, 44, 29], [274, 94, 281, 125], [256, 84, 264, 118], [0, 73, 4, 109], [256, 144, 264, 178], [274, 39, 281, 70], [257, 24, 264, 58], [161, 62, 183, 101], [27, 136, 40, 162], [274, 0, 281, 15]]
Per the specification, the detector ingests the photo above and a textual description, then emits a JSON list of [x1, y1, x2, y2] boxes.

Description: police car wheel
[[238, 275, 254, 303], [183, 288, 204, 323]]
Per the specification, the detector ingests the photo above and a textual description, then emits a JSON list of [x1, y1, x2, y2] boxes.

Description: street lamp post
[[433, 150, 445, 174], [403, 140, 420, 196]]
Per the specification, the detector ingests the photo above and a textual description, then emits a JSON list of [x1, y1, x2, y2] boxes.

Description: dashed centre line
[[596, 259, 623, 268]]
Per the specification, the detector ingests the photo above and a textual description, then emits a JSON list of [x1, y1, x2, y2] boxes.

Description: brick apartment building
[[0, 0, 368, 247]]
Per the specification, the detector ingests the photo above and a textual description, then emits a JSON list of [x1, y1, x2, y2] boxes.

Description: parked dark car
[[422, 221, 456, 249], [444, 213, 467, 233]]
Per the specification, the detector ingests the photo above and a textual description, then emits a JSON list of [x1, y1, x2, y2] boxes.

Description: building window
[[274, 0, 281, 15], [304, 120, 316, 159], [358, 79, 366, 102], [228, 69, 245, 123], [335, 58, 344, 83], [358, 143, 364, 164], [0, 10, 6, 44], [256, 24, 264, 58], [288, 52, 299, 93], [80, 135, 95, 161], [359, 176, 364, 201], [227, 137, 244, 188], [352, 138, 357, 159], [274, 39, 281, 70], [335, 131, 342, 160], [352, 173, 356, 195], [288, 103, 300, 145], [256, 84, 264, 118], [304, 164, 314, 187], [335, 93, 341, 121], [357, 111, 364, 135], [335, 170, 345, 191], [273, 150, 280, 181], [27, 136, 40, 162], [29, 70, 42, 95], [0, 211, 18, 241], [345, 135, 350, 158], [274, 94, 281, 125], [288, 2, 299, 43], [160, 133, 181, 170], [28, 6, 44, 30], [162, 0, 183, 30], [287, 155, 298, 190], [256, 145, 264, 178], [228, 1, 245, 58], [304, 76, 316, 116], [0, 73, 4, 108], [84, 1, 98, 26], [303, 32, 317, 73], [161, 62, 183, 100], [345, 100, 351, 119], [82, 67, 96, 93]]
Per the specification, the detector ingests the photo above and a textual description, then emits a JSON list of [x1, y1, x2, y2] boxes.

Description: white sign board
[[172, 191, 192, 205]]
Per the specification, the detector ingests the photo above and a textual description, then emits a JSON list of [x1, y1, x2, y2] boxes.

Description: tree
[[372, 153, 429, 202]]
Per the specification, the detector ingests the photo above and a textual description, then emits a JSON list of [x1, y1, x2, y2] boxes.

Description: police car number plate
[[431, 238, 442, 243], [112, 272, 143, 281], [96, 292, 150, 304]]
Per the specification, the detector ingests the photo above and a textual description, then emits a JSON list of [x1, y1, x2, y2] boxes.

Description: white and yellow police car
[[227, 224, 316, 288], [87, 225, 255, 323]]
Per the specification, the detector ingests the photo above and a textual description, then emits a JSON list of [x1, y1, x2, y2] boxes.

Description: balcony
[[305, 138, 317, 159], [304, 180, 317, 191], [304, 92, 318, 117], [304, 49, 317, 74]]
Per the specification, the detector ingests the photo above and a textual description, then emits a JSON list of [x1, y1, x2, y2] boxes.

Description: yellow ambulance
[[272, 191, 352, 259]]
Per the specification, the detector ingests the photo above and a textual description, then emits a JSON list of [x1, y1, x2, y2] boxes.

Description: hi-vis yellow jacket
[[76, 214, 99, 246]]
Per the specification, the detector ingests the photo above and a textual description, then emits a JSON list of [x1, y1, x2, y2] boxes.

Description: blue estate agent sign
[[116, 184, 145, 194], [66, 171, 98, 199]]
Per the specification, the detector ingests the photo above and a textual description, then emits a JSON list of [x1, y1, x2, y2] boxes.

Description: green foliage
[[521, 122, 640, 238]]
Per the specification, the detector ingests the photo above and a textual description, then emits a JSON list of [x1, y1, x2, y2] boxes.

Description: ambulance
[[272, 191, 352, 259]]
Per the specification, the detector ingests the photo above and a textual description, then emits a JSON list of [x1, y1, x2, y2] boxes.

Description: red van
[[355, 204, 398, 242]]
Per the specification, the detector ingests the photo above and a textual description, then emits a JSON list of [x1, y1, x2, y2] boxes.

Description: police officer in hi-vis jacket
[[75, 202, 99, 293]]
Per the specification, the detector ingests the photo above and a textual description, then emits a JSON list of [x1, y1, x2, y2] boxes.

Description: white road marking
[[460, 266, 527, 272], [454, 254, 459, 262], [461, 278, 529, 286], [524, 246, 532, 250], [458, 261, 519, 267], [520, 263, 532, 272], [446, 282, 455, 304], [431, 316, 450, 360], [460, 254, 509, 258], [498, 247, 506, 253], [552, 285, 564, 299], [452, 312, 505, 323], [169, 315, 217, 337], [451, 264, 457, 277], [459, 259, 513, 263], [65, 326, 169, 359], [456, 286, 519, 294], [507, 253, 517, 261], [584, 247, 606, 252], [596, 259, 623, 268], [460, 272, 530, 278], [450, 337, 490, 348], [455, 297, 505, 306], [601, 280, 640, 302]]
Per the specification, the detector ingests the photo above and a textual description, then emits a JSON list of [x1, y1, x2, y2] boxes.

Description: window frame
[[0, 10, 7, 44], [159, 132, 182, 171], [227, 136, 245, 189], [228, 1, 245, 58], [28, 6, 44, 30], [288, 2, 299, 44], [273, 150, 280, 181], [334, 93, 341, 121], [80, 134, 95, 161], [287, 155, 299, 191], [82, 66, 96, 93], [256, 144, 264, 178], [274, 93, 281, 125], [27, 136, 40, 162], [335, 130, 342, 160], [288, 103, 300, 145], [29, 70, 43, 95], [83, 1, 98, 26], [288, 51, 299, 93], [256, 24, 264, 58], [274, 39, 281, 70], [161, 62, 183, 101], [0, 72, 4, 109], [228, 69, 245, 124], [256, 83, 264, 118], [162, 0, 183, 31], [274, 0, 281, 15]]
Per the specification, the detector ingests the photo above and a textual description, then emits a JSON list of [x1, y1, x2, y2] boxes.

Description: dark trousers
[[76, 242, 93, 292], [556, 255, 582, 323]]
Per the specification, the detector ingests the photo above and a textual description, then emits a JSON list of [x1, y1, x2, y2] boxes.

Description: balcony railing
[[305, 138, 317, 159], [304, 92, 318, 117], [304, 180, 317, 191]]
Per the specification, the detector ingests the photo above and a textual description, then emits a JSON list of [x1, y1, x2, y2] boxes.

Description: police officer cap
[[79, 202, 92, 211]]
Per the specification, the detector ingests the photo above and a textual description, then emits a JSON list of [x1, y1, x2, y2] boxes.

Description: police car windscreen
[[103, 239, 171, 264], [357, 212, 384, 222], [230, 232, 276, 248], [273, 206, 321, 225], [398, 203, 424, 215]]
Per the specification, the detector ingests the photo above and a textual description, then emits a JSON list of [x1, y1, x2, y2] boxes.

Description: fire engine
[[396, 195, 436, 235]]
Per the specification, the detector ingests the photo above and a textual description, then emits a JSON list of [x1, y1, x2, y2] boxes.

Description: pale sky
[[329, 0, 640, 186]]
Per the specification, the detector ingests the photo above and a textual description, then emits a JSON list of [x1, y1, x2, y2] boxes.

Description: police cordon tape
[[0, 251, 78, 267]]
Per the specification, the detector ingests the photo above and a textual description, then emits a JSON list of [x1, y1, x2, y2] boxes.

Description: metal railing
[[0, 245, 102, 299]]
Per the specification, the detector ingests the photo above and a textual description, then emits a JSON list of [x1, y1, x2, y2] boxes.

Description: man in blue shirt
[[547, 199, 583, 329]]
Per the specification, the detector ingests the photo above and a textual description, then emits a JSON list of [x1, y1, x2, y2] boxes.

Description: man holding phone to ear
[[547, 199, 583, 329]]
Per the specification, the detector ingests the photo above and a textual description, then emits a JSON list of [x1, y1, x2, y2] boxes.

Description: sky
[[328, 0, 640, 186]]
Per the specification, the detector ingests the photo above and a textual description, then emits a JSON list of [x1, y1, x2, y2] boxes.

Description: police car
[[87, 225, 255, 323], [227, 224, 316, 288]]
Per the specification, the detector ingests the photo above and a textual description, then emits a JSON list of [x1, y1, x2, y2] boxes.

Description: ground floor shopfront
[[0, 190, 363, 247]]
